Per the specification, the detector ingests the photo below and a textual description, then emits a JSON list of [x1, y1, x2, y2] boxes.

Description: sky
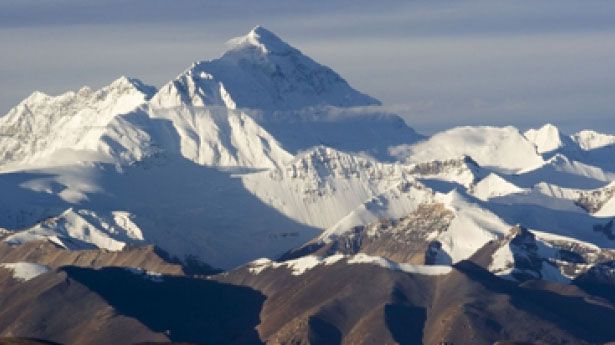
[[1, 0, 614, 134]]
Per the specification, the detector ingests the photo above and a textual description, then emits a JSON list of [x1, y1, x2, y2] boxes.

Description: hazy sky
[[1, 0, 614, 134]]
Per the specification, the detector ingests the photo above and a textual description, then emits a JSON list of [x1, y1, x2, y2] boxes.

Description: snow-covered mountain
[[150, 26, 380, 110], [0, 27, 613, 280], [1, 26, 614, 345], [0, 77, 156, 169]]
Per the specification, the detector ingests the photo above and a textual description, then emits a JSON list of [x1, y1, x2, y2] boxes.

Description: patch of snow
[[347, 253, 452, 275], [248, 254, 450, 276], [285, 255, 328, 275], [595, 196, 615, 217], [1, 262, 50, 281], [125, 267, 164, 283], [487, 227, 608, 284], [247, 254, 345, 275], [489, 244, 516, 279]]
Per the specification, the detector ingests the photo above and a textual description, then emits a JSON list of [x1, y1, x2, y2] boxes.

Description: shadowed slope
[[64, 266, 265, 344]]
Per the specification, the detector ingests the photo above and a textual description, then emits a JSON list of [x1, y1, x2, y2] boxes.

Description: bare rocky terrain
[[0, 236, 612, 345]]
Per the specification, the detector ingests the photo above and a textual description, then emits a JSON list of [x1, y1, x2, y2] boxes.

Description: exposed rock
[[285, 203, 454, 265]]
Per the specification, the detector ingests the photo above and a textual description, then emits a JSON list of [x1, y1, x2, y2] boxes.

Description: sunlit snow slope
[[0, 27, 613, 274]]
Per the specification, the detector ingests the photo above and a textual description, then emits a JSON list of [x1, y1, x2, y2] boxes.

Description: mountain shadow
[[453, 260, 615, 343], [384, 304, 426, 345], [385, 287, 426, 345], [63, 266, 265, 345], [308, 316, 342, 345], [0, 170, 71, 230], [573, 260, 615, 303]]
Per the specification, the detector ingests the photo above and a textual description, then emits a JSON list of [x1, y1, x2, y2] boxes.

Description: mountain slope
[[0, 77, 156, 169], [394, 126, 545, 173], [215, 251, 615, 345], [0, 28, 614, 274], [150, 26, 380, 111]]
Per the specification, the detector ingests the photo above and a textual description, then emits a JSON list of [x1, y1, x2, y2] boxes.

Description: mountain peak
[[22, 90, 50, 105], [106, 76, 157, 98], [225, 26, 293, 55], [152, 26, 380, 110], [109, 75, 134, 87], [524, 123, 563, 154]]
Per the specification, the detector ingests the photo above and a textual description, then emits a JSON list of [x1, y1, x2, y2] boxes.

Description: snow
[[248, 254, 450, 276], [435, 190, 511, 263], [0, 76, 155, 169], [489, 244, 515, 279], [524, 124, 563, 154], [145, 106, 293, 169], [1, 262, 50, 281], [572, 130, 615, 151], [595, 196, 615, 217], [487, 228, 586, 284], [513, 154, 614, 189], [471, 173, 525, 201], [4, 208, 145, 251], [532, 229, 603, 250], [347, 253, 452, 275], [125, 267, 164, 283], [226, 25, 292, 55], [247, 258, 279, 275], [0, 27, 613, 274], [320, 181, 434, 240], [285, 255, 344, 275], [242, 146, 422, 230], [247, 254, 345, 275], [396, 126, 544, 173], [151, 26, 380, 111]]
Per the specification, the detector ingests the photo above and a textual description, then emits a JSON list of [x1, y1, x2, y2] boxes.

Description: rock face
[[286, 203, 455, 265], [0, 241, 185, 275], [487, 225, 615, 285], [1, 249, 612, 345], [212, 251, 615, 345]]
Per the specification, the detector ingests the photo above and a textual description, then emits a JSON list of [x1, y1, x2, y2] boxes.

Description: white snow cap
[[152, 26, 380, 110], [226, 26, 294, 55]]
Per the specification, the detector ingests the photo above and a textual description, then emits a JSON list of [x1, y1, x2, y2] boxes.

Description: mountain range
[[0, 26, 613, 345]]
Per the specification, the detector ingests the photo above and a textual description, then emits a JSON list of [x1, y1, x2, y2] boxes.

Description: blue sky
[[1, 0, 614, 134]]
